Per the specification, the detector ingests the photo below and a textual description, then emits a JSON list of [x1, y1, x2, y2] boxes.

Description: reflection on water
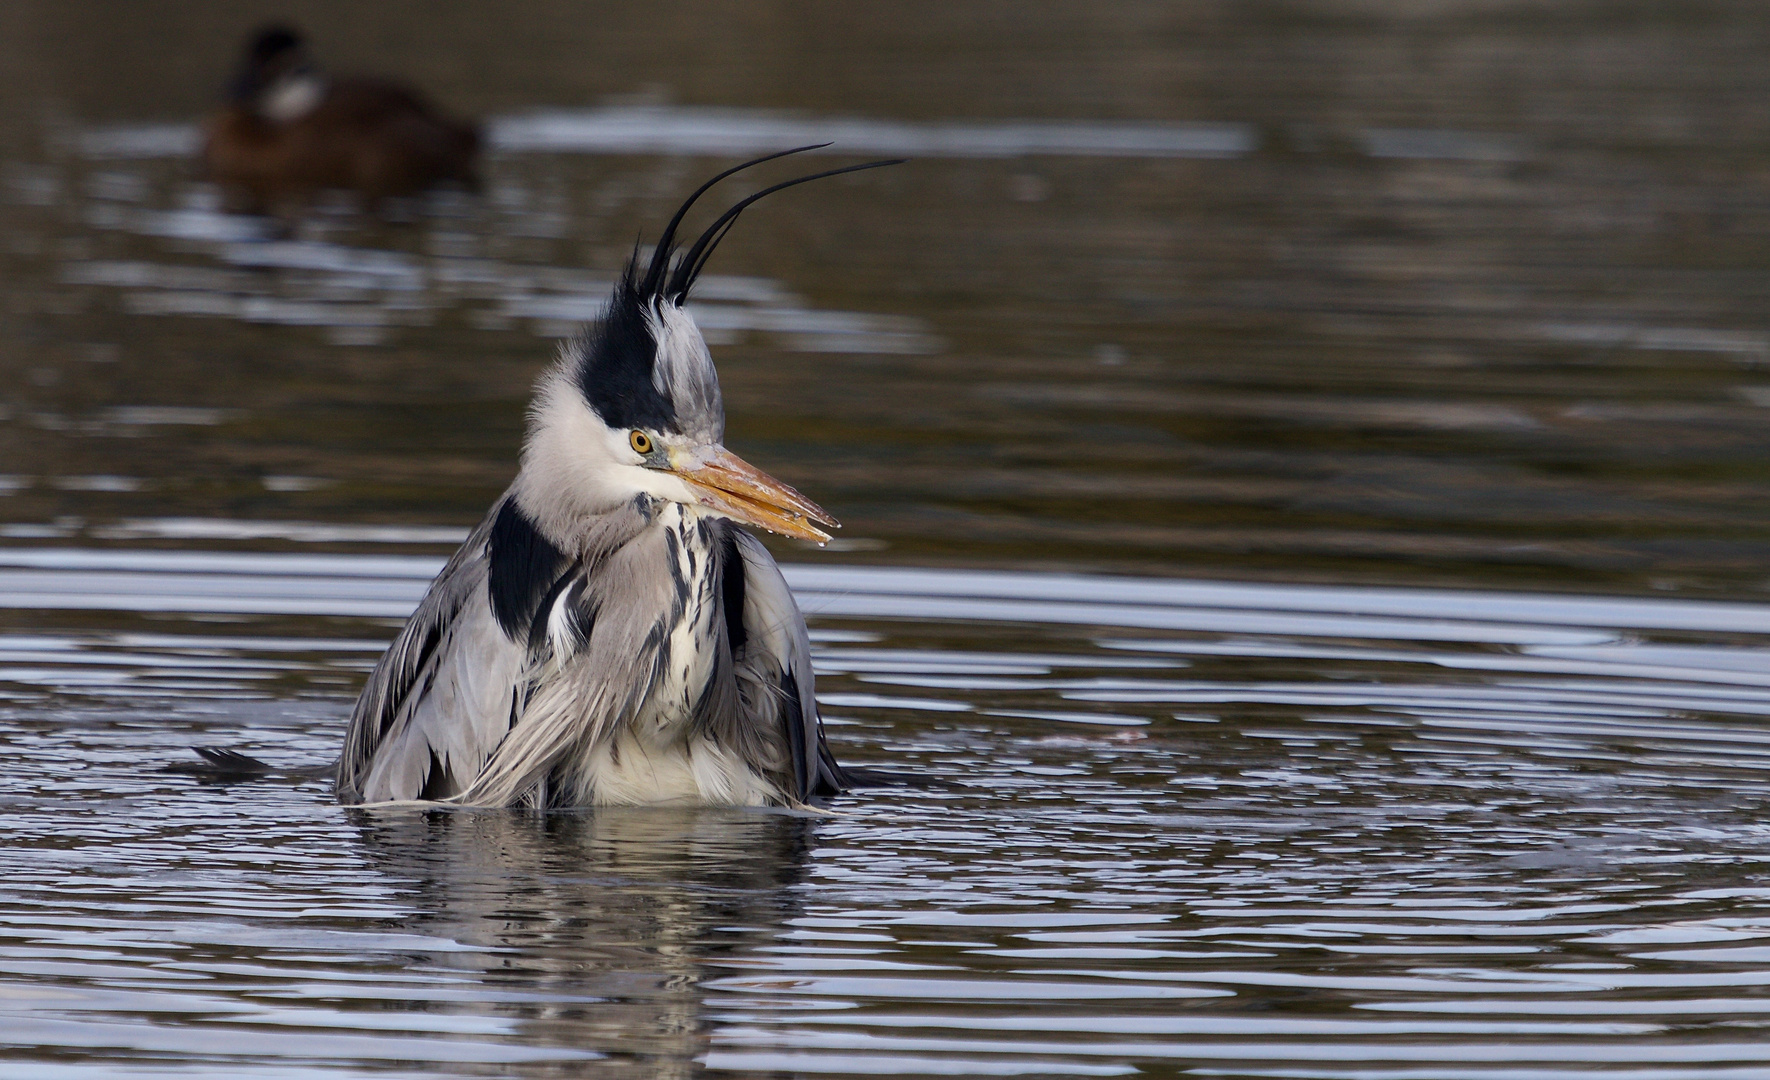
[[5, 547, 1770, 1073], [353, 808, 822, 1080], [63, 201, 940, 352], [81, 105, 1261, 162]]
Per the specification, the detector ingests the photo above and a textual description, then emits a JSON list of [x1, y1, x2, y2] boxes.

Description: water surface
[[5, 549, 1770, 1076]]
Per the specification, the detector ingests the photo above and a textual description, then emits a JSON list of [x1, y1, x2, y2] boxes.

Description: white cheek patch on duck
[[644, 302, 724, 443], [260, 74, 326, 122]]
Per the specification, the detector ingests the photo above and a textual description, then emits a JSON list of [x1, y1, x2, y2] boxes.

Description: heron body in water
[[332, 150, 897, 809]]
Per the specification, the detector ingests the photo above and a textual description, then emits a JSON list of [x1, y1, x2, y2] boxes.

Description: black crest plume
[[632, 147, 903, 306], [576, 148, 901, 433]]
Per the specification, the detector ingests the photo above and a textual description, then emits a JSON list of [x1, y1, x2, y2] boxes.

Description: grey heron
[[323, 148, 898, 808]]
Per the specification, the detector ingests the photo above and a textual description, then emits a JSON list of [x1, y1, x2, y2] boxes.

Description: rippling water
[[8, 1, 1770, 1075], [4, 545, 1770, 1076]]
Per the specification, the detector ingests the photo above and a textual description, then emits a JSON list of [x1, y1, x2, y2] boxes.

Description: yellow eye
[[629, 430, 653, 455]]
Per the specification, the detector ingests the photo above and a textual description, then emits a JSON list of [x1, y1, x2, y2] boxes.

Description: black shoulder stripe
[[488, 499, 571, 641], [718, 525, 747, 657]]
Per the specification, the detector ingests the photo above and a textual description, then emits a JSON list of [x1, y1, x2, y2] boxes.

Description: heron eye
[[629, 430, 653, 455]]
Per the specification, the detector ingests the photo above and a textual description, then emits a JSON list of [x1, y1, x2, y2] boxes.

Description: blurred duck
[[202, 25, 480, 214]]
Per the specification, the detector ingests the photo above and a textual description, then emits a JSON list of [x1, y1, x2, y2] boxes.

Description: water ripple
[[1, 547, 1769, 1074]]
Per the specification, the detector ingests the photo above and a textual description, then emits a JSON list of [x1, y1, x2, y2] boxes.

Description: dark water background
[[7, 0, 1770, 591], [7, 2, 1770, 1076]]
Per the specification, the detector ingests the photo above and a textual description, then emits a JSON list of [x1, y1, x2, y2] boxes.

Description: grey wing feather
[[336, 511, 527, 803], [727, 527, 846, 800]]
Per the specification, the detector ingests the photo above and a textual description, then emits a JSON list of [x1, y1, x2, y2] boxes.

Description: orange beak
[[674, 447, 839, 543]]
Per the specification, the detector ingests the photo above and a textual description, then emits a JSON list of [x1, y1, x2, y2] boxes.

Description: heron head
[[517, 149, 899, 545]]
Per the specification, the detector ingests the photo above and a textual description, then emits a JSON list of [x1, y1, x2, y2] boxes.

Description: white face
[[514, 368, 702, 531]]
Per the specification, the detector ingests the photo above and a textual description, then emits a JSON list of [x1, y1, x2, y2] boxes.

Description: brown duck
[[202, 25, 480, 214]]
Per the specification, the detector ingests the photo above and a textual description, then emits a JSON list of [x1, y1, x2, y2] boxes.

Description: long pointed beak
[[674, 447, 839, 543]]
